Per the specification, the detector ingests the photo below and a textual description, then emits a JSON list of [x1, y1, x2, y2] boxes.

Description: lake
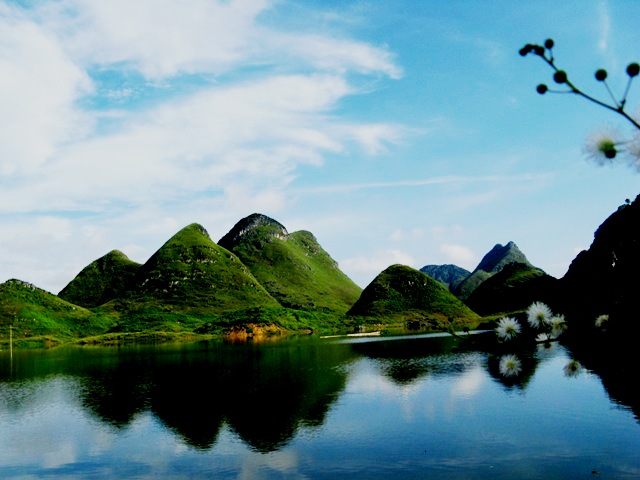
[[1, 333, 638, 479]]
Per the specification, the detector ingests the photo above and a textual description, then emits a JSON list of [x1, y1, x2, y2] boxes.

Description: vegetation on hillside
[[0, 279, 113, 347], [454, 242, 531, 299], [1, 218, 366, 347], [348, 264, 480, 332], [219, 214, 362, 313], [129, 223, 279, 310], [465, 263, 559, 316], [4, 192, 636, 351], [59, 250, 141, 308]]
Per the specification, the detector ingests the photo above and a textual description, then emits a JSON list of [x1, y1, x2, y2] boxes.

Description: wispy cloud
[[0, 0, 404, 291], [597, 0, 611, 53], [439, 244, 476, 269], [299, 173, 552, 194], [341, 249, 415, 279], [38, 0, 271, 78], [0, 3, 93, 175]]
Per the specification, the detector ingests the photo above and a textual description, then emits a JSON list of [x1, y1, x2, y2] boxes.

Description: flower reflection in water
[[595, 314, 609, 329], [563, 359, 582, 377], [499, 354, 522, 377]]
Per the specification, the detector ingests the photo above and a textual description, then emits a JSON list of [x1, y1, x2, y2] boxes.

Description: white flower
[[595, 314, 609, 328], [584, 125, 640, 172], [584, 128, 620, 165], [527, 301, 552, 328], [499, 354, 522, 377], [564, 360, 582, 377], [627, 135, 640, 164], [549, 314, 567, 338], [536, 332, 553, 342], [495, 316, 521, 340]]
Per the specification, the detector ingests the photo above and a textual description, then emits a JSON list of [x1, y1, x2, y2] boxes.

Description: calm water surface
[[0, 334, 638, 479]]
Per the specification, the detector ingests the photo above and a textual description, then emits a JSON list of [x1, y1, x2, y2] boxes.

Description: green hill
[[0, 279, 112, 346], [347, 264, 480, 330], [58, 250, 141, 308], [129, 223, 279, 312], [454, 241, 532, 299], [218, 213, 361, 313], [420, 264, 470, 292], [465, 262, 559, 316]]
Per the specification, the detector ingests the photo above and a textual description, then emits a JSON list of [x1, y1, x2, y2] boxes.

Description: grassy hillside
[[0, 279, 113, 346], [454, 241, 532, 299], [219, 214, 361, 313], [465, 263, 559, 316], [58, 250, 141, 307], [130, 223, 280, 311], [348, 264, 480, 331]]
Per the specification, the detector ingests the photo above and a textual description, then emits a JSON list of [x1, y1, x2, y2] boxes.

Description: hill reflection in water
[[1, 334, 639, 479], [1, 338, 356, 452]]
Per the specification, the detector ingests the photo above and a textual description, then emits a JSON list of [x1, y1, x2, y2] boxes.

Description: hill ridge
[[348, 264, 479, 330], [130, 222, 279, 310], [218, 213, 361, 313], [454, 241, 532, 299], [420, 264, 470, 291], [58, 249, 141, 308], [219, 213, 288, 251]]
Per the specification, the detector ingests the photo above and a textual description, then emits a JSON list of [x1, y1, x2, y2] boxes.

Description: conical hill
[[347, 264, 479, 329], [58, 250, 141, 308], [420, 264, 470, 291], [454, 241, 532, 300], [465, 262, 559, 316], [219, 213, 361, 313], [131, 223, 279, 311], [0, 279, 111, 342]]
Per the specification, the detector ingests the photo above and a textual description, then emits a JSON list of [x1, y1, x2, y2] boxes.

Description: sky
[[1, 0, 639, 293]]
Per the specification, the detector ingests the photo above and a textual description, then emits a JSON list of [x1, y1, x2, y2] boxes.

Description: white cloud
[[597, 0, 611, 53], [39, 0, 270, 78], [341, 249, 415, 287], [276, 33, 402, 79], [0, 73, 372, 214], [37, 0, 401, 82], [344, 123, 405, 154], [389, 228, 426, 242], [439, 244, 476, 269], [0, 4, 92, 175], [0, 0, 405, 292]]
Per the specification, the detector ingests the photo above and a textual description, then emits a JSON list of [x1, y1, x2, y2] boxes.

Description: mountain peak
[[218, 214, 288, 251], [132, 222, 278, 309], [347, 264, 478, 326], [453, 241, 533, 300], [166, 223, 212, 245], [58, 249, 141, 307], [218, 215, 360, 313], [475, 241, 529, 273], [420, 264, 470, 291]]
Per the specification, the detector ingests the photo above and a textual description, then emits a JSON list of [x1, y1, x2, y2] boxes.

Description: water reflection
[[351, 334, 468, 385], [1, 339, 356, 453], [566, 341, 640, 421], [1, 334, 639, 479]]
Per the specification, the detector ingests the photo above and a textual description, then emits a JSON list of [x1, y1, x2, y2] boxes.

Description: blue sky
[[1, 0, 639, 292]]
